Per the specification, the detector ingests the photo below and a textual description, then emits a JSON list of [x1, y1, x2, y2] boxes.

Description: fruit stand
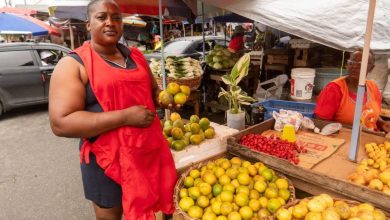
[[226, 119, 390, 212]]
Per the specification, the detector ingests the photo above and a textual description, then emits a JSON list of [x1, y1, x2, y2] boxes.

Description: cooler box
[[252, 100, 316, 120], [171, 122, 238, 170]]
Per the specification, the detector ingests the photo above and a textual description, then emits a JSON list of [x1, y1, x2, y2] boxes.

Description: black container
[[250, 106, 265, 125]]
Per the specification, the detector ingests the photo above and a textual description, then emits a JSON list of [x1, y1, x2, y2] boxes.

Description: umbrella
[[0, 12, 51, 36]]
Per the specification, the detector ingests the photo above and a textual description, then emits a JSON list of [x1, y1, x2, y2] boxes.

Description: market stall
[[226, 118, 390, 212]]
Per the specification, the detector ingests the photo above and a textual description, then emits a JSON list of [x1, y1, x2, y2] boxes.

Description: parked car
[[0, 42, 70, 116], [143, 36, 229, 62]]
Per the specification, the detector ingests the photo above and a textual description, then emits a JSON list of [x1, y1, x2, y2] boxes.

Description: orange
[[220, 191, 234, 203], [179, 85, 191, 96], [196, 195, 209, 208], [179, 197, 194, 212], [187, 205, 203, 219], [166, 82, 180, 95], [174, 92, 187, 105], [199, 117, 210, 131], [228, 211, 242, 220], [237, 173, 251, 185], [239, 206, 253, 220]]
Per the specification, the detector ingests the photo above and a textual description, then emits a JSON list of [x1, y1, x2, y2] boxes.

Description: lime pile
[[161, 113, 215, 151], [275, 195, 387, 220], [178, 157, 293, 219], [159, 82, 191, 109]]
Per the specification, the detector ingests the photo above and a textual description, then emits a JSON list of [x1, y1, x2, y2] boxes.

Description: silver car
[[0, 42, 70, 116]]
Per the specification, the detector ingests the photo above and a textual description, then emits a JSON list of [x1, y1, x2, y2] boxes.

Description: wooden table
[[186, 90, 200, 116]]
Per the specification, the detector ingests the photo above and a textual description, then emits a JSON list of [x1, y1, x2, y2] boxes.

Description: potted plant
[[218, 53, 256, 130]]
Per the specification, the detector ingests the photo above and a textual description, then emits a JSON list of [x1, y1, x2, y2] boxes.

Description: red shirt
[[228, 36, 244, 52], [315, 82, 370, 120]]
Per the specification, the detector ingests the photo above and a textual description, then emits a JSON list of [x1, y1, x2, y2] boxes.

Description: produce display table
[[171, 122, 238, 171], [227, 119, 390, 212]]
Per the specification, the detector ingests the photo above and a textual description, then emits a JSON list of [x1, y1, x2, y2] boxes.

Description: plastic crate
[[252, 100, 316, 120]]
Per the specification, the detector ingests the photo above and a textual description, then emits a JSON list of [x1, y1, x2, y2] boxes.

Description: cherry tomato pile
[[239, 134, 307, 164]]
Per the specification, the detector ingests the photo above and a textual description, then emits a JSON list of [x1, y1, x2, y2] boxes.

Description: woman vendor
[[48, 0, 177, 219], [314, 50, 390, 132]]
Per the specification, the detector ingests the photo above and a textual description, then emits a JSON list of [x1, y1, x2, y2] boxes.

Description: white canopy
[[204, 0, 390, 54]]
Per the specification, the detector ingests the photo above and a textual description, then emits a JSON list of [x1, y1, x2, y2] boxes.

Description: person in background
[[315, 50, 390, 132], [48, 0, 177, 219], [228, 25, 245, 53]]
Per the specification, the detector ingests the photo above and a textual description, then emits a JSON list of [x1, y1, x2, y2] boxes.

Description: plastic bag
[[273, 109, 303, 132]]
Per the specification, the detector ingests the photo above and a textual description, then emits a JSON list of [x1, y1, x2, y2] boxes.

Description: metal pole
[[182, 23, 185, 38], [201, 1, 205, 58], [349, 0, 376, 161], [159, 0, 170, 119], [158, 0, 166, 90]]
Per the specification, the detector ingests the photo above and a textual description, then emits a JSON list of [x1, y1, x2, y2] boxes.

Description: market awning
[[203, 0, 390, 54], [0, 12, 60, 36]]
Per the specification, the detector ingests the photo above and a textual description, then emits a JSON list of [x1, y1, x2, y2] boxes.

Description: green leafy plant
[[218, 53, 256, 114]]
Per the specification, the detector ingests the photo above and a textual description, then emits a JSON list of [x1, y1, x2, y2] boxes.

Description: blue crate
[[252, 100, 316, 120]]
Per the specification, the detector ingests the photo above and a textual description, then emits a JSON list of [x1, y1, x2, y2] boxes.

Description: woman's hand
[[122, 105, 156, 128]]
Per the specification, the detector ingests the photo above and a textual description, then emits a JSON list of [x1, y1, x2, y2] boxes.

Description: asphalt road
[[0, 105, 95, 220]]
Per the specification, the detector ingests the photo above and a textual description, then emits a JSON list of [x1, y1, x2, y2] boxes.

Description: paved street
[[0, 106, 95, 220]]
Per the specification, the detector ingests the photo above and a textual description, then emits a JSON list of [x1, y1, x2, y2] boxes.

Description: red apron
[[74, 42, 177, 220]]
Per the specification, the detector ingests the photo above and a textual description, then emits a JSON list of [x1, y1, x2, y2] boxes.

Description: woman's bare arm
[[49, 57, 154, 138]]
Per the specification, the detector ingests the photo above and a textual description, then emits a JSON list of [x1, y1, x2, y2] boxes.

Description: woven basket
[[275, 197, 390, 219], [155, 75, 202, 91], [174, 159, 296, 220]]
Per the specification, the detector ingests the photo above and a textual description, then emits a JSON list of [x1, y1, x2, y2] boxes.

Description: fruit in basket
[[287, 196, 387, 220], [178, 158, 293, 219], [276, 208, 292, 220], [292, 204, 309, 219]]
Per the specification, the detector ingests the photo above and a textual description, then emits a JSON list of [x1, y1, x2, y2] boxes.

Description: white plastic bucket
[[290, 68, 316, 100]]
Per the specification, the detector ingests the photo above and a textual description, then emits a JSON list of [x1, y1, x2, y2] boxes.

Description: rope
[[340, 50, 346, 78]]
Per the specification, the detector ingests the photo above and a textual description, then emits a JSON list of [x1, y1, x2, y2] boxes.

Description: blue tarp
[[0, 12, 48, 36]]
